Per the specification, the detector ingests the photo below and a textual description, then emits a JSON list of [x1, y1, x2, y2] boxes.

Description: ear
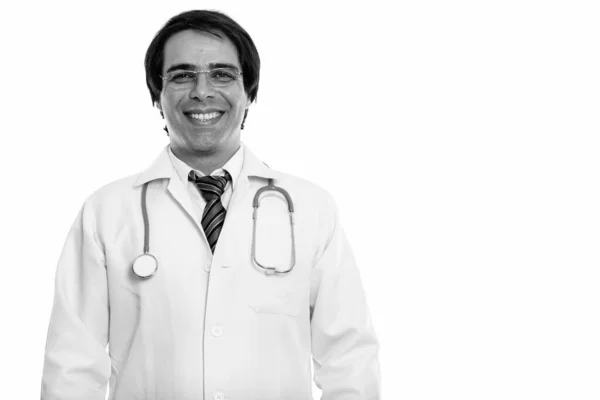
[[245, 96, 252, 109], [154, 101, 165, 119]]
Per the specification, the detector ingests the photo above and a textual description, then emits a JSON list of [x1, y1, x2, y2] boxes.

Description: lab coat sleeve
[[310, 196, 381, 399], [41, 200, 111, 399]]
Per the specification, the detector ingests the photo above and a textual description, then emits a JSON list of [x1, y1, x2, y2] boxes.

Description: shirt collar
[[134, 142, 277, 187], [167, 144, 244, 189]]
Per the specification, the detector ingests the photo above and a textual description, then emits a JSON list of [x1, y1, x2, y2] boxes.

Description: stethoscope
[[132, 178, 296, 279]]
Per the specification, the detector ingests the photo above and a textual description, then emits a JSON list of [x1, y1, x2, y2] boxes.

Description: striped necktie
[[188, 171, 231, 254]]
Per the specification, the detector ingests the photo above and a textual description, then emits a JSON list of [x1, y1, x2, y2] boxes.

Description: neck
[[172, 144, 240, 175]]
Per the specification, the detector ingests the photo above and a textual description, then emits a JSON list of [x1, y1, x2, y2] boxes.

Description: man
[[41, 10, 380, 400]]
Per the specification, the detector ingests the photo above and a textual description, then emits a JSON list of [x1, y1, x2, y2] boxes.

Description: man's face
[[158, 29, 250, 158]]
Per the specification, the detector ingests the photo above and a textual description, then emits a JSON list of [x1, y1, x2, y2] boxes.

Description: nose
[[189, 72, 215, 101]]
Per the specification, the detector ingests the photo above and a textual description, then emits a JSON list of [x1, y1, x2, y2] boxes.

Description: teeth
[[190, 112, 221, 121]]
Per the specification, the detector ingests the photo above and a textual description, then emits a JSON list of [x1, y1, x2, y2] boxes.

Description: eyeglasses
[[161, 68, 243, 89]]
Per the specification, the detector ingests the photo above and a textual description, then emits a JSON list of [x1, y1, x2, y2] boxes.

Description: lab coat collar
[[134, 142, 277, 187], [133, 145, 172, 187], [242, 144, 278, 180]]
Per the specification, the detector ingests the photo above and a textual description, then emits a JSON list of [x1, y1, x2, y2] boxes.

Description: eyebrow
[[165, 62, 240, 74]]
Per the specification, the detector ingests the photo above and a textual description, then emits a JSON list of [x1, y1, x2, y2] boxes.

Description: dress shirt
[[167, 144, 244, 223]]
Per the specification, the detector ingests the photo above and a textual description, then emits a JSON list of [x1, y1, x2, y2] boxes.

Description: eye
[[210, 69, 237, 82], [169, 71, 196, 83]]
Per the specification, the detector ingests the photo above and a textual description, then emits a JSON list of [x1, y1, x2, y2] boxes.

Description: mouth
[[184, 111, 224, 125]]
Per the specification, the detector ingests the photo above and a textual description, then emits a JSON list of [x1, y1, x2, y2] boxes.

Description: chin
[[187, 136, 226, 153]]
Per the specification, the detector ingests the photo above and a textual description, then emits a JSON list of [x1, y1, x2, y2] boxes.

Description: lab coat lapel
[[134, 144, 279, 244], [227, 144, 278, 214], [166, 169, 198, 230], [134, 145, 199, 231]]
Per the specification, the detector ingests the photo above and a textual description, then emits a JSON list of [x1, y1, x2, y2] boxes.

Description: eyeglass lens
[[164, 68, 239, 88]]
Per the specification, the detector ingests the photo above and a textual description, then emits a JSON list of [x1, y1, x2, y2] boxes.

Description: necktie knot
[[188, 171, 230, 201]]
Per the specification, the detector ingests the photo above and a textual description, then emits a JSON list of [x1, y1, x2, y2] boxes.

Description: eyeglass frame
[[160, 67, 244, 88]]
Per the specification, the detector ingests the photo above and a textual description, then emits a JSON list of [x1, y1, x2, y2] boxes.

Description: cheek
[[222, 85, 249, 110], [160, 95, 181, 118]]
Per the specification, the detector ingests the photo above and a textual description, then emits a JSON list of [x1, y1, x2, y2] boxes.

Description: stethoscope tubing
[[141, 182, 150, 254], [134, 178, 296, 278], [251, 179, 296, 274]]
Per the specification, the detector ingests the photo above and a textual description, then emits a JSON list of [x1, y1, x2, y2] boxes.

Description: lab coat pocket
[[247, 277, 305, 317], [245, 193, 306, 317]]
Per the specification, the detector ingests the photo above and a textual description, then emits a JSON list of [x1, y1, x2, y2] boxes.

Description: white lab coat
[[41, 144, 381, 400]]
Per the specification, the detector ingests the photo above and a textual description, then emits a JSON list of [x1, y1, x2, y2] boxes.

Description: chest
[[101, 178, 319, 317]]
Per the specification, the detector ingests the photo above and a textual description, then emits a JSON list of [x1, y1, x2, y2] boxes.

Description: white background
[[1, 0, 599, 399]]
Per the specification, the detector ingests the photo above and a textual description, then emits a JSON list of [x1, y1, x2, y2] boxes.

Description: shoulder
[[243, 144, 337, 212], [270, 169, 340, 221], [80, 172, 144, 213], [64, 172, 144, 240]]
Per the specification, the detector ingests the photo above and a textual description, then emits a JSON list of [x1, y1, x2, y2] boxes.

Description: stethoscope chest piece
[[132, 253, 158, 279]]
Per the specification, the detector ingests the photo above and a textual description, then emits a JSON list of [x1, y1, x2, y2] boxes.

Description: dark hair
[[144, 10, 260, 107]]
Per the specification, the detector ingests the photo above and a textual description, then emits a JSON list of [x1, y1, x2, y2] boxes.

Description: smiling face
[[158, 29, 251, 162]]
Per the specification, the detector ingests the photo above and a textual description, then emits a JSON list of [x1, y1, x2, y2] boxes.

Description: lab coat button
[[213, 391, 225, 400], [212, 326, 223, 337]]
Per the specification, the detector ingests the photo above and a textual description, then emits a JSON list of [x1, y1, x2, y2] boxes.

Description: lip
[[183, 108, 224, 115]]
